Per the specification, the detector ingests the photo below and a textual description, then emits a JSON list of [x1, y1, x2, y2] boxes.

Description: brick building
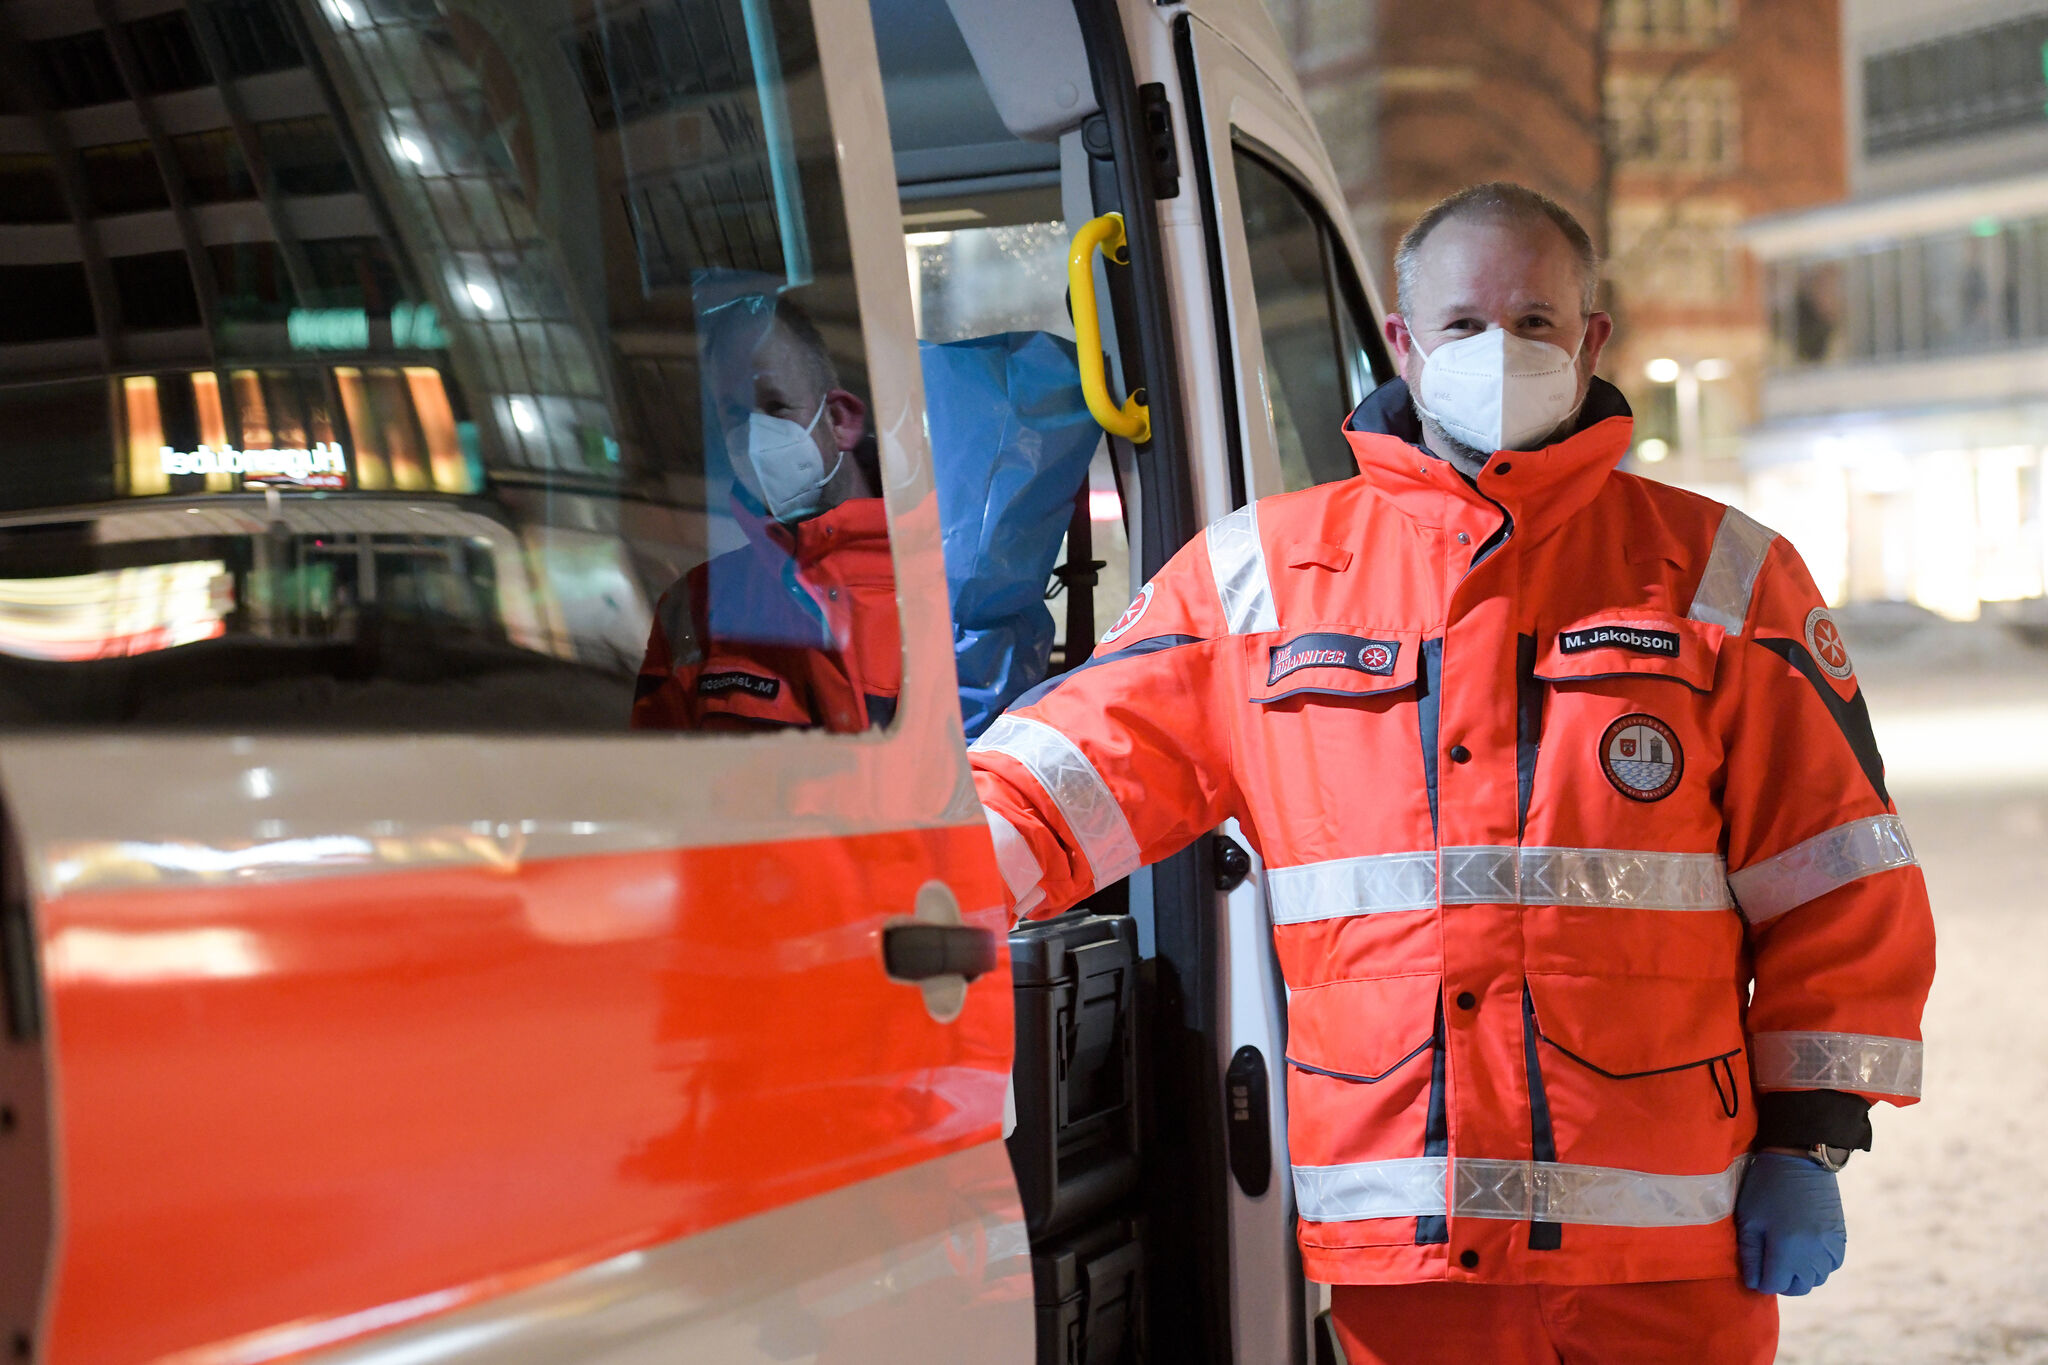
[[1263, 0, 1845, 496]]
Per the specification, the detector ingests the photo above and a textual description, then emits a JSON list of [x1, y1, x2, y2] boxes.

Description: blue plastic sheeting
[[923, 332, 1101, 739]]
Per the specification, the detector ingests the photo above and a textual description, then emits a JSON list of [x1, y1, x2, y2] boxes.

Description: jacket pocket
[[1247, 626, 1420, 705], [1525, 973, 1752, 1171], [1284, 973, 1439, 1156], [1534, 609, 1721, 692]]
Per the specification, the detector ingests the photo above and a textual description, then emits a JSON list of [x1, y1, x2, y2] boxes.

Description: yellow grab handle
[[1067, 213, 1151, 444]]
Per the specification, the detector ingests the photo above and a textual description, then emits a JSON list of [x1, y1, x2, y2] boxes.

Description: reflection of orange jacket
[[972, 380, 1934, 1287], [631, 498, 899, 733]]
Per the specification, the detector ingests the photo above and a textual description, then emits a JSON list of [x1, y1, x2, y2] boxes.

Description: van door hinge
[[1138, 82, 1180, 199]]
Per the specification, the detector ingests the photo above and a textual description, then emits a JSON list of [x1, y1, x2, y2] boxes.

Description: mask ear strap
[[816, 447, 845, 490]]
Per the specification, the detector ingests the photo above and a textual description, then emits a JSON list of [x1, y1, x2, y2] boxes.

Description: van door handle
[[883, 923, 997, 983]]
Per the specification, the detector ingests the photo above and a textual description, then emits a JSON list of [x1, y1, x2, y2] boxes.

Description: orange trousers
[[1331, 1278, 1778, 1365]]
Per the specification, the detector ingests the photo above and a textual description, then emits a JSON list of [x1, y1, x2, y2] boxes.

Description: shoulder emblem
[[1803, 606, 1854, 681], [1100, 582, 1155, 645]]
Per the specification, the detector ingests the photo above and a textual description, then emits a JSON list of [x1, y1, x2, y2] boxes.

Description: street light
[[1638, 358, 1731, 482]]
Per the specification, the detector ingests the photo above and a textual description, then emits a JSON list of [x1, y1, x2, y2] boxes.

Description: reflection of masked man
[[632, 298, 898, 733]]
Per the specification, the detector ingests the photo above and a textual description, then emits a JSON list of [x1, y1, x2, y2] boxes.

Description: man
[[970, 183, 1934, 1362], [632, 296, 899, 733]]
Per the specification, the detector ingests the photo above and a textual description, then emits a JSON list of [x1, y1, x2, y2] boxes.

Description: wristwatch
[[1806, 1144, 1853, 1172]]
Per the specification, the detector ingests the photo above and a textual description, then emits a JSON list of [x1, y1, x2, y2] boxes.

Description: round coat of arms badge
[[1599, 713, 1684, 802]]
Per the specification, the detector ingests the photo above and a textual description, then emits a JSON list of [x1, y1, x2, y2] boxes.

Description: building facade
[[1745, 0, 2048, 619], [1262, 0, 1844, 499]]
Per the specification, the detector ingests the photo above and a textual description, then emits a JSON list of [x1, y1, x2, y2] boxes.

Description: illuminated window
[[1607, 0, 1736, 49], [1606, 74, 1741, 172], [1611, 199, 1741, 306], [1864, 15, 2048, 157]]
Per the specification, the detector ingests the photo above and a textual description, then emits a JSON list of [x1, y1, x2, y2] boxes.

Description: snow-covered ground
[[1778, 613, 2048, 1364]]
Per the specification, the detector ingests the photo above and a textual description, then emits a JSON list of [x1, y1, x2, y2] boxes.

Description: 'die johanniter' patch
[[1558, 624, 1680, 658], [1267, 633, 1401, 686], [698, 670, 782, 701]]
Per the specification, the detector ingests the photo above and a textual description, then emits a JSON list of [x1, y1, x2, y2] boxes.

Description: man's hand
[[1736, 1152, 1847, 1295]]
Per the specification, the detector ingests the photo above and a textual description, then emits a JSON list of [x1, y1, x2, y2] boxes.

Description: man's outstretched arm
[[972, 528, 1251, 919]]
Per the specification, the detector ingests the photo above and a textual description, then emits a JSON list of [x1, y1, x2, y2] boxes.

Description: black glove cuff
[[1754, 1089, 1873, 1152]]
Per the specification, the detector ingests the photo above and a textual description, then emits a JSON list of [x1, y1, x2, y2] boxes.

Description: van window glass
[[1233, 147, 1377, 492], [0, 0, 899, 738]]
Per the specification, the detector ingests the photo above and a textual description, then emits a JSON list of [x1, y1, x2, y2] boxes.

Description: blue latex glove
[[1736, 1153, 1847, 1296]]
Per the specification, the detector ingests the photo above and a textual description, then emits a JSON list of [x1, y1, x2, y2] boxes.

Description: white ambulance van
[[0, 0, 1389, 1359]]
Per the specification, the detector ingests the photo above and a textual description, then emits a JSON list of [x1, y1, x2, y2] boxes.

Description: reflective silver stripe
[[1752, 1030, 1924, 1098], [1294, 1155, 1747, 1228], [1687, 507, 1776, 634], [972, 716, 1140, 890], [1266, 851, 1438, 923], [1728, 814, 1917, 924], [1204, 503, 1279, 635], [1451, 1155, 1747, 1227], [1266, 847, 1732, 924], [1440, 846, 1733, 911], [1293, 1157, 1447, 1223]]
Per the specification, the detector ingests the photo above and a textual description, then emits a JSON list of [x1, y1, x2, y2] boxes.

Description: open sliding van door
[[0, 0, 1034, 1360], [1135, 3, 1396, 1361]]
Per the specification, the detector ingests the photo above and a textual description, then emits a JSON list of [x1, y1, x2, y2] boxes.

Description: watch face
[[1816, 1145, 1852, 1171]]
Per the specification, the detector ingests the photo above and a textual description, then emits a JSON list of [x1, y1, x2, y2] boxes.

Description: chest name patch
[[1267, 633, 1400, 686], [698, 670, 782, 701], [1559, 625, 1680, 658]]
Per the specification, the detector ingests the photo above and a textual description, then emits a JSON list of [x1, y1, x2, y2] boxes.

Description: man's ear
[[1384, 313, 1416, 367], [1579, 311, 1614, 374], [824, 388, 867, 453]]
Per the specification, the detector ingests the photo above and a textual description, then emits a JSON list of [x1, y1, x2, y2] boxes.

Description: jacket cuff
[[1754, 1089, 1873, 1151]]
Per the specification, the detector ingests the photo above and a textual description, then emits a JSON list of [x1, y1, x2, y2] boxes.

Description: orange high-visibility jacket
[[632, 497, 901, 733], [971, 379, 1935, 1287]]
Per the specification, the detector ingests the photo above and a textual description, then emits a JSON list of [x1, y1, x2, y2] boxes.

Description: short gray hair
[[1395, 182, 1601, 318]]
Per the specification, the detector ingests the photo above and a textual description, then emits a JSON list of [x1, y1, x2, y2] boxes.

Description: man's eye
[[1521, 316, 1553, 329]]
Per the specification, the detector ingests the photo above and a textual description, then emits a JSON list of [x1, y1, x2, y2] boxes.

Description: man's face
[[749, 323, 833, 464], [741, 321, 871, 505], [1385, 215, 1613, 437]]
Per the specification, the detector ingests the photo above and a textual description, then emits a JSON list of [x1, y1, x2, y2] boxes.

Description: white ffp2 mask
[[1413, 328, 1583, 455], [726, 400, 843, 522]]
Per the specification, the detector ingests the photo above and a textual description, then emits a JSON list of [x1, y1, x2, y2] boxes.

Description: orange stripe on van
[[39, 826, 1011, 1364]]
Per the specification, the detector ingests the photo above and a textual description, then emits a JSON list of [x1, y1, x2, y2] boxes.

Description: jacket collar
[[1343, 376, 1634, 544], [734, 494, 892, 574]]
